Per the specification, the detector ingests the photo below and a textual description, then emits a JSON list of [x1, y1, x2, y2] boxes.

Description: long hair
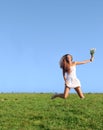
[[59, 54, 73, 73]]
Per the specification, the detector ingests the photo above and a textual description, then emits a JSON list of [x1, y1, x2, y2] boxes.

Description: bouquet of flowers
[[90, 48, 96, 57]]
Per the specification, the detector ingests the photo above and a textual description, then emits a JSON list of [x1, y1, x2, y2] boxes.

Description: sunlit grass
[[0, 93, 103, 130]]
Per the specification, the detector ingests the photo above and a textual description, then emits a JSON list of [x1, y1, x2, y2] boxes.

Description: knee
[[80, 95, 85, 99], [63, 94, 68, 99]]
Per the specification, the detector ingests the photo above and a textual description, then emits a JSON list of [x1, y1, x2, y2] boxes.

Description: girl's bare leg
[[74, 87, 85, 98], [51, 86, 70, 99]]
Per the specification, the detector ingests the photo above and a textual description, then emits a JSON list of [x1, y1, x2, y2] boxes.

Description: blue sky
[[0, 0, 103, 93]]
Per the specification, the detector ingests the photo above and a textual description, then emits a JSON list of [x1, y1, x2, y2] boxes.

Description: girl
[[51, 54, 94, 99]]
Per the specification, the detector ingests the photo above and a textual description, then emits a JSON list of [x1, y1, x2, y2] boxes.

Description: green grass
[[0, 93, 103, 130]]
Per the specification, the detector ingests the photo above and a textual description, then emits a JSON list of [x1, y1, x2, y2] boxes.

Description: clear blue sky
[[0, 0, 103, 93]]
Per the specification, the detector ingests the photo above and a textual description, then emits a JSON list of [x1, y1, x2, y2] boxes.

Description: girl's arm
[[62, 70, 68, 86], [62, 70, 66, 82], [75, 56, 94, 65]]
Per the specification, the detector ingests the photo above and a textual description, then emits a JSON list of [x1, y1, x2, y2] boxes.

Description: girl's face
[[67, 55, 72, 62]]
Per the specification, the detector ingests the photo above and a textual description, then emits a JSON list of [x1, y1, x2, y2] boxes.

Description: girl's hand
[[90, 48, 96, 62], [65, 80, 69, 86], [90, 56, 94, 62]]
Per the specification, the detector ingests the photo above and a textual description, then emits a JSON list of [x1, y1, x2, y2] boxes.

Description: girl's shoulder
[[72, 61, 76, 66]]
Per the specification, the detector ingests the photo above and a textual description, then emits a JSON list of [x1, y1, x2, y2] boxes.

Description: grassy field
[[0, 93, 103, 130]]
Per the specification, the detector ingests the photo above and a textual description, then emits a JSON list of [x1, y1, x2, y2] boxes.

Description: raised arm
[[75, 56, 94, 65]]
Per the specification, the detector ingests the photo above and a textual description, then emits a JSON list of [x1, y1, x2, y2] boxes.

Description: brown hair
[[59, 54, 73, 73]]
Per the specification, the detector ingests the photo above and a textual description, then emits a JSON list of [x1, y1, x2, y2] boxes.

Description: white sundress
[[65, 65, 81, 88]]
